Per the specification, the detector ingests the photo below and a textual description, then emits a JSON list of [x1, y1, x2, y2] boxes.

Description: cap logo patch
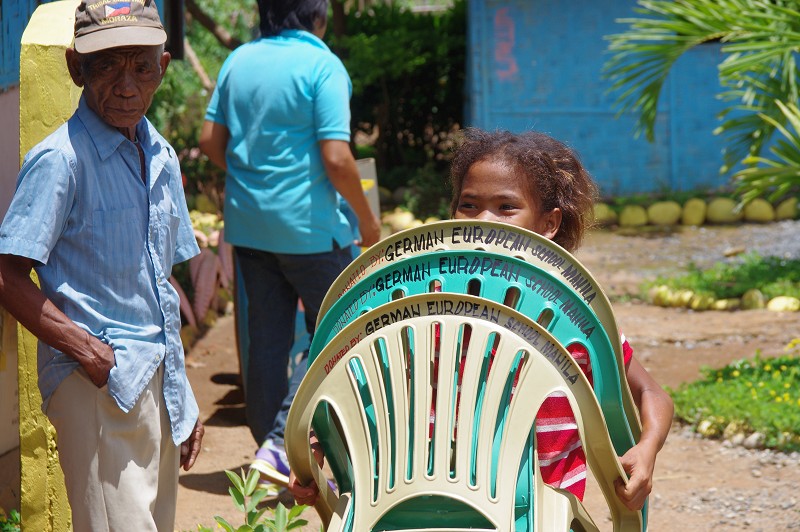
[[105, 2, 132, 18]]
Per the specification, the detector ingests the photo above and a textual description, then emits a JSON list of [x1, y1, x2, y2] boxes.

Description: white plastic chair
[[286, 295, 643, 531], [316, 220, 641, 442]]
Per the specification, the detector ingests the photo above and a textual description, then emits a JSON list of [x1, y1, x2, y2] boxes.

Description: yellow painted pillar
[[18, 1, 81, 530]]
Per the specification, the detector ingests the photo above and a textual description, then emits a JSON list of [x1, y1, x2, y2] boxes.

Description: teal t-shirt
[[205, 30, 355, 253]]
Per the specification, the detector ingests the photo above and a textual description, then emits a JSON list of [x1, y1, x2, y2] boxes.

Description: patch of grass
[[668, 340, 800, 452], [642, 252, 800, 300]]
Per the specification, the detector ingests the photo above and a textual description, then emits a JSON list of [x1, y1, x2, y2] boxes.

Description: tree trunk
[[185, 0, 242, 50], [184, 37, 215, 92], [331, 0, 347, 39]]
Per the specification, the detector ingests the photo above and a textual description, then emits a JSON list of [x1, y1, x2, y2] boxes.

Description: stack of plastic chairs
[[285, 220, 646, 531]]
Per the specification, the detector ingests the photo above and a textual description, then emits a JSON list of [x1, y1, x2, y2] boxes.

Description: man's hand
[[81, 339, 116, 388], [180, 419, 204, 471], [0, 253, 117, 386]]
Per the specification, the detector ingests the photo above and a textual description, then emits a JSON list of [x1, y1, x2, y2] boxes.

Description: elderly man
[[0, 1, 202, 530]]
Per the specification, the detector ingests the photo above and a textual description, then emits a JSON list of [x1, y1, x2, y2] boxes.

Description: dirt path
[[175, 223, 800, 531]]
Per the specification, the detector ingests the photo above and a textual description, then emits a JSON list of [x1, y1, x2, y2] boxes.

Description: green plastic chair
[[316, 220, 640, 441], [287, 293, 643, 531], [310, 249, 636, 460]]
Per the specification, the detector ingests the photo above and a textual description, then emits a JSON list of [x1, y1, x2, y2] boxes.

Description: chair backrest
[[310, 250, 637, 458], [319, 221, 614, 339], [287, 294, 643, 531], [317, 220, 640, 441]]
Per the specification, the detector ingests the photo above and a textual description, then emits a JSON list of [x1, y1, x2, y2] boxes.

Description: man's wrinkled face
[[70, 45, 168, 134]]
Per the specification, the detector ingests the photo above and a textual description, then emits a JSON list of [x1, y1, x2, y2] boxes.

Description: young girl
[[448, 128, 673, 511], [291, 128, 674, 513]]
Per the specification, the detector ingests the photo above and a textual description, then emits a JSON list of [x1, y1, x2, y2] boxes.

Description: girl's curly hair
[[449, 128, 598, 252]]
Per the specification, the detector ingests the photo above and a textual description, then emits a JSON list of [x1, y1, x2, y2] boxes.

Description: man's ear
[[159, 51, 171, 81], [65, 48, 85, 87]]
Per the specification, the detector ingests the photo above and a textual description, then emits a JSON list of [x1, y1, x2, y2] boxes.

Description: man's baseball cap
[[73, 0, 167, 54]]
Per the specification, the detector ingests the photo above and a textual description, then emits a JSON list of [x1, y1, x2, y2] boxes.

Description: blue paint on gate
[[466, 0, 731, 195], [1, 0, 57, 90]]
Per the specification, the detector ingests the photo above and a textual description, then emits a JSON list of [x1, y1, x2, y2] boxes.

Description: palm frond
[[604, 0, 742, 140], [605, 0, 800, 200], [733, 100, 800, 202]]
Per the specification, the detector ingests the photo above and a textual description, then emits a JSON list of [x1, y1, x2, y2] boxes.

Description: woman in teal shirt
[[200, 0, 380, 497]]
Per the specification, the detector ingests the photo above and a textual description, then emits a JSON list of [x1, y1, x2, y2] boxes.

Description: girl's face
[[454, 159, 561, 239]]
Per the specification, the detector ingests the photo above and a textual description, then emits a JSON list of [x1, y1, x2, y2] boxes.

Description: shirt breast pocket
[[156, 209, 181, 271], [92, 208, 146, 279]]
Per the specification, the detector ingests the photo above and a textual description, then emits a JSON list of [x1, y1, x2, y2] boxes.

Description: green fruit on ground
[[647, 200, 682, 226], [619, 205, 648, 227], [743, 198, 775, 223], [766, 296, 800, 312], [711, 298, 741, 311], [706, 197, 742, 224], [681, 198, 707, 226], [690, 293, 715, 311], [697, 419, 720, 437], [180, 325, 199, 348], [670, 289, 694, 308], [202, 309, 218, 328], [649, 285, 671, 307], [741, 289, 766, 310], [593, 202, 618, 226], [775, 197, 798, 220]]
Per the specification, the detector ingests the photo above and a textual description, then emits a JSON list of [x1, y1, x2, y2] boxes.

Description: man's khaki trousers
[[46, 364, 179, 531]]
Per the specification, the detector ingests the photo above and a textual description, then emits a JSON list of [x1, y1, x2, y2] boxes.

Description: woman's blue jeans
[[234, 244, 353, 446]]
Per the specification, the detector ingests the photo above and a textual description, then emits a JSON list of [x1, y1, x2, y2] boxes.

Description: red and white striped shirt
[[535, 335, 634, 499], [429, 318, 633, 501]]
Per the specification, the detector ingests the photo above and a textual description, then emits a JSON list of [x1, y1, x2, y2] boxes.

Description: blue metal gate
[[466, 0, 730, 196]]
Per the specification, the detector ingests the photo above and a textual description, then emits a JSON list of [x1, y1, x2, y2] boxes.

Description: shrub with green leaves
[[192, 468, 310, 532], [669, 340, 800, 452], [642, 252, 800, 301], [334, 0, 466, 184], [0, 509, 20, 532]]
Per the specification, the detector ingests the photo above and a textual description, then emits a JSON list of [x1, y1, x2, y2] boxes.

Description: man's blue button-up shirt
[[0, 97, 200, 444]]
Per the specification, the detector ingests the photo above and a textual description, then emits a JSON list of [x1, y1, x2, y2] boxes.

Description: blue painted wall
[[466, 0, 730, 196], [1, 0, 57, 90], [1, 0, 180, 91]]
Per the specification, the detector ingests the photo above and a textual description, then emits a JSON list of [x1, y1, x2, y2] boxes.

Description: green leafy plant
[[734, 100, 800, 204], [333, 0, 466, 186], [148, 0, 256, 205], [194, 468, 310, 532], [400, 162, 451, 220], [669, 340, 800, 452], [603, 0, 800, 200], [0, 509, 20, 532], [642, 252, 800, 301]]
